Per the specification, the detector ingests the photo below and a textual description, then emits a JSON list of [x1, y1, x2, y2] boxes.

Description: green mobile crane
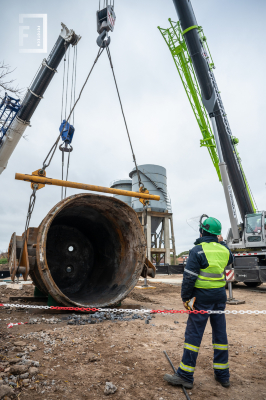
[[158, 19, 255, 206], [158, 2, 266, 287]]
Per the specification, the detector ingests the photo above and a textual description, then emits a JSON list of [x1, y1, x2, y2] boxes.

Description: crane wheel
[[244, 282, 263, 288]]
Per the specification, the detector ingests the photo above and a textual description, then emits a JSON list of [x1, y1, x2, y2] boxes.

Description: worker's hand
[[183, 302, 188, 310], [217, 235, 223, 242]]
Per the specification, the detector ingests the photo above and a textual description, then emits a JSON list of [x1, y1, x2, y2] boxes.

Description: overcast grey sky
[[1, 0, 266, 255]]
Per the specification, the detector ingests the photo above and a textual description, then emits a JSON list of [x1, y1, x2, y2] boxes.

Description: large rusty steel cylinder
[[11, 194, 146, 307]]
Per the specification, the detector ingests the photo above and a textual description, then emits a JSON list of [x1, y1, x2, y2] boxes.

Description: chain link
[[1, 303, 266, 315], [17, 185, 38, 271]]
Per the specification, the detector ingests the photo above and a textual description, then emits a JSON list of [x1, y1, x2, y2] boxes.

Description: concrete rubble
[[104, 381, 117, 395]]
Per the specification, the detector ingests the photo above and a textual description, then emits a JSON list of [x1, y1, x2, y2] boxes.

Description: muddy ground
[[1, 278, 266, 400]]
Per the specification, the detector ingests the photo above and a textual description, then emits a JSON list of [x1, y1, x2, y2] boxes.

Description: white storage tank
[[110, 179, 132, 208], [129, 164, 171, 213]]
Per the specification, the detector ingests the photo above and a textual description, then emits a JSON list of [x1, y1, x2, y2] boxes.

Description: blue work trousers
[[177, 302, 229, 383]]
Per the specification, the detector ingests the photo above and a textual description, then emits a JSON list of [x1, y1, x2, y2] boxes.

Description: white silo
[[129, 164, 170, 213], [129, 164, 176, 266], [110, 179, 132, 207]]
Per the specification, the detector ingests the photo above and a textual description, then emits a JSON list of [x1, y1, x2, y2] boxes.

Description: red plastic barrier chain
[[7, 322, 28, 328], [1, 304, 265, 315], [50, 307, 99, 312]]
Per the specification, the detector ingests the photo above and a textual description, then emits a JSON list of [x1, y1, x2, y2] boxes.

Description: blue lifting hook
[[59, 119, 74, 153]]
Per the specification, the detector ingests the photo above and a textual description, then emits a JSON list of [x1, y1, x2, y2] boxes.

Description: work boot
[[215, 375, 230, 388], [163, 374, 193, 389]]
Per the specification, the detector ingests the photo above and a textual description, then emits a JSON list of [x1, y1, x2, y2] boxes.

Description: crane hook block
[[96, 4, 116, 48], [59, 119, 74, 152]]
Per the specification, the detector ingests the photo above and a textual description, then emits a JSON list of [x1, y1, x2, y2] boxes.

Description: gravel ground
[[0, 280, 266, 400]]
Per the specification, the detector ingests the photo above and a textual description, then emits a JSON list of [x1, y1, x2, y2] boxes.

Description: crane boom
[[0, 23, 80, 175], [171, 0, 254, 222], [158, 20, 221, 182]]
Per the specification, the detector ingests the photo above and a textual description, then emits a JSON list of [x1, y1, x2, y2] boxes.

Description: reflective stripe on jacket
[[181, 236, 234, 302], [194, 242, 230, 289]]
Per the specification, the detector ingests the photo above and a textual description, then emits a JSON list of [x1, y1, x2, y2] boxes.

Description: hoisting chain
[[17, 47, 104, 271], [16, 185, 38, 276]]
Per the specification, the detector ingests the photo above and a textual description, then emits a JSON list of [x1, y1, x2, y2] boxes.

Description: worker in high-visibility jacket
[[164, 216, 233, 389]]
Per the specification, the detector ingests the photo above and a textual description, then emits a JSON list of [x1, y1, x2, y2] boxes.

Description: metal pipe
[[163, 351, 191, 400], [9, 194, 147, 307], [15, 173, 160, 201], [163, 350, 176, 373], [228, 281, 233, 300]]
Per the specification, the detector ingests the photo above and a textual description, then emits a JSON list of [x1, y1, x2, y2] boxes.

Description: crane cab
[[244, 212, 266, 248], [228, 211, 266, 286]]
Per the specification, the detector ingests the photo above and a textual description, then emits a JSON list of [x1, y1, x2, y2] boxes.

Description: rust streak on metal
[[8, 194, 147, 308]]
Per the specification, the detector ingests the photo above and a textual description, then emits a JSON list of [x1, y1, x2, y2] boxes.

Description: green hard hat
[[201, 217, 222, 235]]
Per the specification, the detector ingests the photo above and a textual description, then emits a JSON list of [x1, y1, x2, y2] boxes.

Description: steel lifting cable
[[60, 45, 70, 200], [16, 45, 71, 273], [64, 47, 71, 121], [61, 45, 75, 200], [60, 45, 68, 122], [106, 46, 143, 189], [17, 47, 104, 271], [105, 46, 149, 279], [42, 47, 104, 172], [64, 45, 78, 199]]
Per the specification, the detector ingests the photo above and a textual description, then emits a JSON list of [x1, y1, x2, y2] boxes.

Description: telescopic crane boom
[[172, 0, 254, 223], [0, 23, 80, 174]]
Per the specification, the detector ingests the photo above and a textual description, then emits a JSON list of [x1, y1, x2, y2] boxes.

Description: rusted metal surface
[[8, 194, 146, 307], [8, 228, 38, 283], [8, 233, 17, 280]]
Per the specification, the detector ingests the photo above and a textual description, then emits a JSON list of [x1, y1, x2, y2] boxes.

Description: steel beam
[[15, 173, 160, 201]]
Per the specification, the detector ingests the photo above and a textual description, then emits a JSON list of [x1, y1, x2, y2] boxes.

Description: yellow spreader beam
[[15, 172, 160, 201]]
